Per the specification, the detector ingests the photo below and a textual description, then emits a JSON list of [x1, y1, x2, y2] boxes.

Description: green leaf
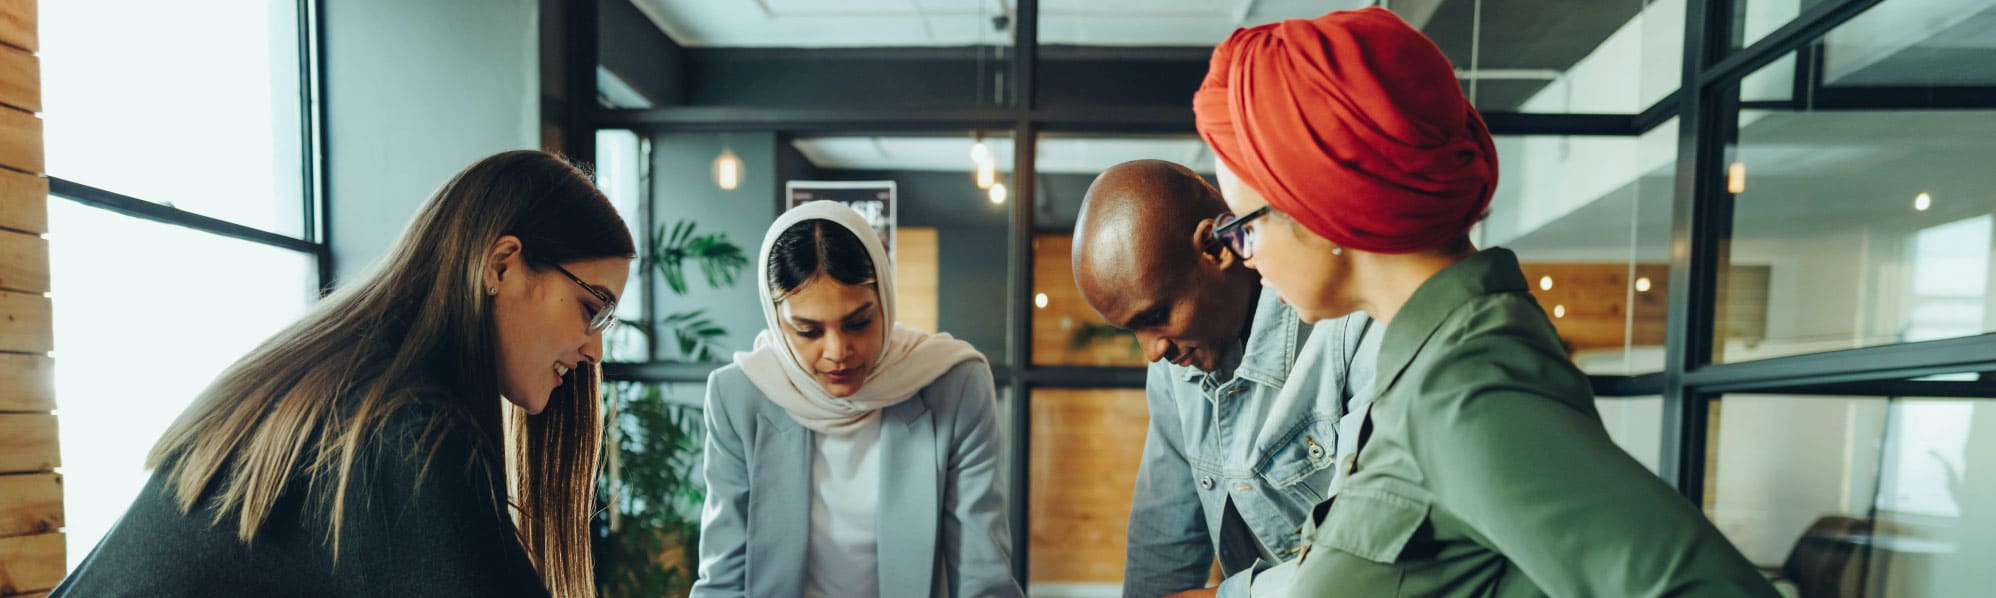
[[658, 308, 730, 362], [649, 219, 750, 297]]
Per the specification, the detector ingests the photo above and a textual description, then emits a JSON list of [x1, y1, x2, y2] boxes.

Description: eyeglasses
[[549, 263, 620, 335], [1213, 206, 1271, 259]]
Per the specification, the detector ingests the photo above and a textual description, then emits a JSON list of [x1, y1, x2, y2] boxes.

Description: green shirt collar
[[1373, 247, 1529, 394]]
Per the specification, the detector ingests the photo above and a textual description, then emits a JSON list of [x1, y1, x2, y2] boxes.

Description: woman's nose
[[822, 330, 852, 362]]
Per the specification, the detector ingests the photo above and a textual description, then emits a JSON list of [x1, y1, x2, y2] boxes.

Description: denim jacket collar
[[1181, 289, 1308, 394]]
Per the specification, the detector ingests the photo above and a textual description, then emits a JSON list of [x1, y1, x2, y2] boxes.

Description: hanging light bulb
[[989, 182, 1008, 204], [712, 147, 743, 191], [976, 159, 996, 189], [971, 135, 992, 165]]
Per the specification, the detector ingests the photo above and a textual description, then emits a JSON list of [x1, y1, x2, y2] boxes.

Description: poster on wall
[[785, 180, 898, 263]]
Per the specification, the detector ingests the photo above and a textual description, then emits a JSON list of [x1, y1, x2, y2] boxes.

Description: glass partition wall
[[578, 0, 1996, 595]]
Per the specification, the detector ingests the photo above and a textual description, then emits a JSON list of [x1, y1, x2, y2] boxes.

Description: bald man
[[1071, 160, 1379, 598]]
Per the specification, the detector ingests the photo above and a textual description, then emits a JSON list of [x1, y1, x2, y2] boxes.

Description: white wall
[[1823, 0, 1996, 83], [1596, 397, 1663, 474], [325, 0, 542, 282], [1708, 396, 1888, 565], [1484, 119, 1679, 250], [1516, 0, 1683, 114], [1482, 0, 1684, 251]]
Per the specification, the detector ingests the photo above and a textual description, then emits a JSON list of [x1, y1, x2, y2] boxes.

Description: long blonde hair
[[147, 150, 631, 596]]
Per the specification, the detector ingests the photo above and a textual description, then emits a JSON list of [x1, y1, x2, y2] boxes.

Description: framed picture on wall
[[786, 180, 898, 263]]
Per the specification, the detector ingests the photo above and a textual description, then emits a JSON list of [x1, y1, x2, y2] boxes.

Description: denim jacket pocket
[[1309, 486, 1430, 564], [1257, 417, 1338, 488]]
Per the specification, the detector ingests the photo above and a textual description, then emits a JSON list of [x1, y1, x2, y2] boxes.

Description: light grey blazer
[[691, 360, 1024, 598]]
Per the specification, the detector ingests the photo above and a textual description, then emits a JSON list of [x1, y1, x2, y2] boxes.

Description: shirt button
[[1199, 476, 1215, 490]]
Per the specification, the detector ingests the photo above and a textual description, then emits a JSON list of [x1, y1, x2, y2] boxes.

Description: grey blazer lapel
[[749, 411, 810, 598], [876, 397, 940, 596]]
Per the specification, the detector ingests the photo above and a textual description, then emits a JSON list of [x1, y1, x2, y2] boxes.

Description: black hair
[[768, 219, 878, 303]]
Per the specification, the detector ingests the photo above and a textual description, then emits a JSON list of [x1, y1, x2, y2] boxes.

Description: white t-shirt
[[804, 410, 884, 598]]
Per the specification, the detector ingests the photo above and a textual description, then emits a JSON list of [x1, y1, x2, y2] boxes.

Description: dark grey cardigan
[[50, 400, 549, 597]]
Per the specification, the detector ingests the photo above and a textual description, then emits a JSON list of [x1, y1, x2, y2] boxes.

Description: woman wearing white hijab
[[692, 201, 1023, 598]]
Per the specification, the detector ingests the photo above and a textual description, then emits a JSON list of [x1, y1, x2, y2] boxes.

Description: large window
[[42, 0, 309, 236], [42, 0, 322, 569], [1716, 2, 1996, 363], [1705, 392, 1996, 596]]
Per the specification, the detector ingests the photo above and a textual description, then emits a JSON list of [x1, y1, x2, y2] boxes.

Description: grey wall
[[325, 0, 541, 283], [649, 133, 782, 358]]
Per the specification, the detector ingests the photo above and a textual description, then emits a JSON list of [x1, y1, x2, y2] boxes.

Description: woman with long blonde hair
[[52, 150, 632, 597]]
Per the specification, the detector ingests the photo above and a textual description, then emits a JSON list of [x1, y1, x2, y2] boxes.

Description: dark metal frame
[[47, 0, 330, 294], [583, 0, 1996, 586]]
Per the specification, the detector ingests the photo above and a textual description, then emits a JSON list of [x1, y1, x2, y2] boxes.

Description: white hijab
[[733, 201, 987, 435]]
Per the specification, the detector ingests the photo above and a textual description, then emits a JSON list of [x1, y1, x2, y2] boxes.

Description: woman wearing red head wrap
[[1194, 8, 1776, 597]]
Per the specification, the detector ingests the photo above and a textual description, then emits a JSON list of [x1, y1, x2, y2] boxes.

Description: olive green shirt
[[1290, 248, 1776, 597]]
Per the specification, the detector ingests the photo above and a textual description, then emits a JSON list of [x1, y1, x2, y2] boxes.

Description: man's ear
[[1191, 217, 1238, 270], [483, 235, 524, 294]]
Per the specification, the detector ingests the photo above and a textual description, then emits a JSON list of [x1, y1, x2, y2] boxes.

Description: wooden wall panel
[[0, 291, 50, 353], [0, 353, 51, 412], [0, 107, 38, 175], [0, 169, 45, 234], [1517, 262, 1670, 355], [1031, 234, 1146, 367], [0, 474, 59, 537], [1029, 388, 1149, 583], [0, 0, 32, 53], [0, 45, 34, 114], [891, 227, 938, 334], [0, 532, 62, 596], [1517, 262, 1770, 359], [0, 1, 54, 586], [0, 231, 46, 293], [0, 414, 57, 472]]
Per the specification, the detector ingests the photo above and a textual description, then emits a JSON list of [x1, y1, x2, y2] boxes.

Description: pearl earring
[[1332, 247, 1343, 256]]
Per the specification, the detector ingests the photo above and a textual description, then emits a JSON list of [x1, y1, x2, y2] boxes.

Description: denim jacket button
[[1199, 476, 1215, 490], [1307, 443, 1326, 460]]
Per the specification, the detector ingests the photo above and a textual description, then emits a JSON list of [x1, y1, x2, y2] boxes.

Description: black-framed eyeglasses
[[1213, 206, 1271, 259], [550, 263, 620, 335]]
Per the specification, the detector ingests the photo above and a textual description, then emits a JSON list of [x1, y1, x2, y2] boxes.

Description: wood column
[[0, 1, 61, 596]]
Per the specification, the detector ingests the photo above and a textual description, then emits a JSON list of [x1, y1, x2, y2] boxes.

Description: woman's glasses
[[550, 263, 620, 335], [1213, 206, 1271, 259]]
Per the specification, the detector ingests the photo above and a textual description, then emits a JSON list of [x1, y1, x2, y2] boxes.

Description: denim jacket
[[1122, 290, 1379, 598]]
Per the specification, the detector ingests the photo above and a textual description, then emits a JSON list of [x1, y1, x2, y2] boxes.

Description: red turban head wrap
[[1194, 7, 1497, 254]]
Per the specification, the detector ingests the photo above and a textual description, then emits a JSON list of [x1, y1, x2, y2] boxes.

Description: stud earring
[[487, 286, 499, 297], [1332, 247, 1344, 256]]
